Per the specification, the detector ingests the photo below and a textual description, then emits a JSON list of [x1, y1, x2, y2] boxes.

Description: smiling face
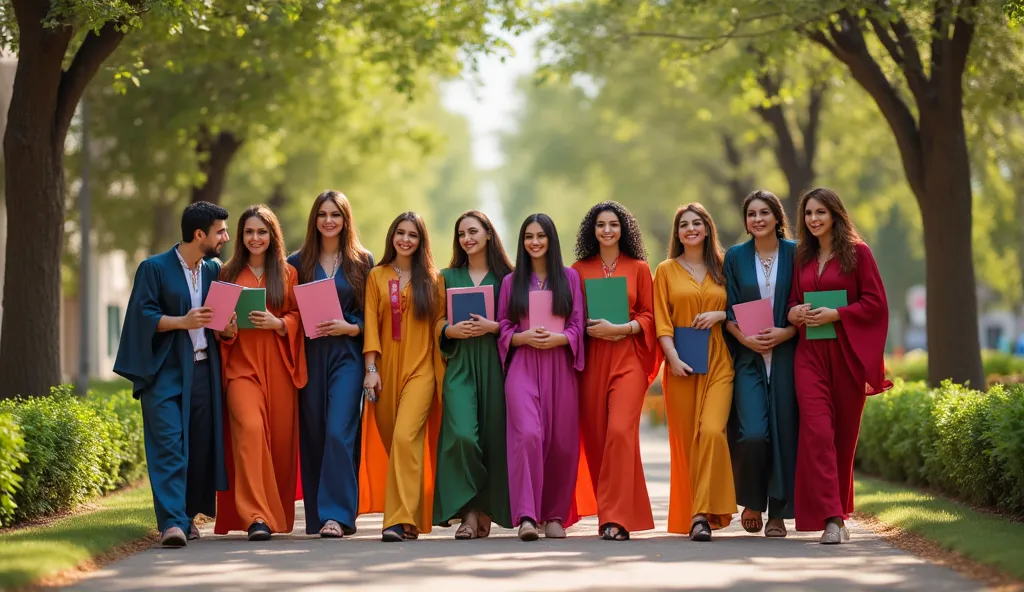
[[393, 220, 421, 258], [804, 197, 834, 239], [677, 210, 707, 249], [458, 216, 488, 258], [594, 210, 621, 249], [317, 198, 344, 239], [745, 198, 778, 239], [242, 215, 270, 258], [523, 221, 549, 260]]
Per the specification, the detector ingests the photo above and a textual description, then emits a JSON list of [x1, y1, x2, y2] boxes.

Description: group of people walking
[[114, 186, 889, 549]]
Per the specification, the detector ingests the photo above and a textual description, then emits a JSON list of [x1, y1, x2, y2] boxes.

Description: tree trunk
[[917, 107, 985, 388], [267, 183, 287, 211], [149, 198, 176, 254], [191, 128, 243, 205]]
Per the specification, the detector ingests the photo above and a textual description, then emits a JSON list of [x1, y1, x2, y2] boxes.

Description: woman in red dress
[[786, 187, 891, 544]]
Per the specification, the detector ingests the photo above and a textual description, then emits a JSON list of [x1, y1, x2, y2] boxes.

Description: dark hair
[[181, 201, 229, 243], [297, 190, 373, 308], [508, 214, 573, 322], [449, 210, 514, 281], [220, 205, 288, 310], [796, 187, 862, 274], [574, 200, 647, 262], [667, 203, 726, 285], [377, 212, 439, 320], [742, 190, 792, 239]]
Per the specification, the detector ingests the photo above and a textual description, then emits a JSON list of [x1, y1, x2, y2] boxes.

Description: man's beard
[[202, 242, 222, 257]]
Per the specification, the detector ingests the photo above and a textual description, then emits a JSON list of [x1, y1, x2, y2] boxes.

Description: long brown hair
[[297, 190, 373, 308], [221, 205, 288, 310], [667, 202, 726, 285], [378, 212, 439, 320], [796, 187, 862, 273], [449, 210, 513, 282], [742, 189, 792, 239]]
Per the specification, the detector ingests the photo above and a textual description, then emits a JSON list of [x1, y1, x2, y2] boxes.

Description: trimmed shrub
[[88, 389, 147, 484], [0, 412, 28, 527]]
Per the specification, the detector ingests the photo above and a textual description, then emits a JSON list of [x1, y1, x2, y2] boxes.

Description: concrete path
[[69, 426, 983, 591]]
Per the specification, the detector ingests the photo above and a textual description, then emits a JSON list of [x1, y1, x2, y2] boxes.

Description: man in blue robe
[[114, 201, 231, 547]]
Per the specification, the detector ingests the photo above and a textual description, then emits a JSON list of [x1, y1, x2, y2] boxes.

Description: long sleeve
[[113, 260, 174, 396], [837, 243, 891, 394], [435, 272, 457, 359], [632, 261, 660, 379], [277, 267, 308, 389], [344, 252, 373, 332], [724, 248, 739, 324], [563, 267, 586, 372], [653, 262, 674, 339], [787, 258, 805, 312], [497, 275, 517, 371], [363, 270, 382, 356]]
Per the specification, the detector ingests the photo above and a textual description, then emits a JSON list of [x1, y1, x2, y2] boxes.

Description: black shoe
[[381, 525, 405, 542], [248, 522, 272, 541], [689, 518, 712, 542]]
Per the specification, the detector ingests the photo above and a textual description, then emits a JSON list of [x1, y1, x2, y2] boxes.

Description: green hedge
[[886, 350, 1024, 384], [0, 386, 145, 527], [857, 380, 1024, 517]]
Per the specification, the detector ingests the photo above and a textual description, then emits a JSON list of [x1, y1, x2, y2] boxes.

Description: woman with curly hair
[[653, 203, 736, 541], [786, 188, 890, 544], [570, 201, 658, 541]]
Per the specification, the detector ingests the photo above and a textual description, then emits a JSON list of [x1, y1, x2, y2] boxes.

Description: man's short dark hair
[[181, 201, 229, 243]]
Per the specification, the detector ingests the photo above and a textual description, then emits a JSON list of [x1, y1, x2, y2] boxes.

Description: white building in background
[[0, 54, 130, 383]]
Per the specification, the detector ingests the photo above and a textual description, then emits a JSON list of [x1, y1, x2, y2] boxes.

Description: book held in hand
[[733, 297, 773, 338], [294, 278, 344, 339], [526, 290, 565, 333], [584, 276, 629, 325], [203, 281, 243, 332], [804, 290, 848, 340], [234, 287, 267, 329], [446, 285, 495, 323], [673, 327, 710, 374]]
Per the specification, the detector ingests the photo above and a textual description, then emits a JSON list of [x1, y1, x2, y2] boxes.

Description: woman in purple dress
[[498, 213, 585, 542]]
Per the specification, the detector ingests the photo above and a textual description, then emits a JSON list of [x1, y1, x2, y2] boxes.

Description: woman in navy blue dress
[[287, 190, 374, 537]]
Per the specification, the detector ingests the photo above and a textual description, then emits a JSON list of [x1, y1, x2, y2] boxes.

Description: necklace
[[535, 275, 546, 289], [247, 264, 264, 287], [680, 258, 701, 277], [187, 263, 200, 292], [601, 255, 618, 279], [756, 248, 777, 289], [817, 251, 834, 277], [322, 251, 341, 279]]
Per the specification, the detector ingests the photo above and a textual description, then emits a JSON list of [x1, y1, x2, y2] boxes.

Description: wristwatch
[[366, 364, 378, 374]]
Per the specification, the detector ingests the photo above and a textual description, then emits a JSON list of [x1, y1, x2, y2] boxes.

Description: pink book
[[446, 285, 495, 322], [203, 281, 243, 331], [733, 297, 774, 337], [526, 290, 565, 333], [294, 278, 344, 339]]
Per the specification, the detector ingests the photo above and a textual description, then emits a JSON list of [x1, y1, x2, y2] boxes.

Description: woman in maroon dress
[[786, 187, 890, 544]]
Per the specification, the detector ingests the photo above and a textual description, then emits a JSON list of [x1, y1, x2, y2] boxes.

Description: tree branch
[[800, 81, 825, 177], [56, 21, 127, 142], [948, 0, 979, 86]]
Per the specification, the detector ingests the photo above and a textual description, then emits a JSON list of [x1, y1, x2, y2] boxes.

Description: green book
[[804, 290, 848, 340], [235, 288, 267, 329], [585, 277, 629, 325]]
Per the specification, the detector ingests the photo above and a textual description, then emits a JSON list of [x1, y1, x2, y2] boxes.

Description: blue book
[[673, 327, 710, 374], [451, 291, 487, 325]]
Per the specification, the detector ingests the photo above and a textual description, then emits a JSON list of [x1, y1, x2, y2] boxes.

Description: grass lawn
[[855, 476, 1024, 581], [0, 483, 154, 589]]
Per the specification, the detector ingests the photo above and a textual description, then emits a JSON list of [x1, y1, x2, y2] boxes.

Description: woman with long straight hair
[[214, 205, 307, 541], [432, 210, 514, 539], [361, 211, 443, 542], [723, 190, 799, 538], [787, 187, 889, 544], [653, 203, 736, 542], [287, 190, 374, 538], [498, 213, 585, 542], [570, 201, 658, 541]]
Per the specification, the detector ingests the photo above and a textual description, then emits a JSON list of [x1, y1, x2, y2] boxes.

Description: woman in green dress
[[433, 210, 515, 538]]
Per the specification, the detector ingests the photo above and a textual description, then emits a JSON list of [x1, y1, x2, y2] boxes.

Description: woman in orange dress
[[653, 203, 736, 541], [360, 212, 444, 542], [214, 205, 307, 541], [571, 201, 658, 541]]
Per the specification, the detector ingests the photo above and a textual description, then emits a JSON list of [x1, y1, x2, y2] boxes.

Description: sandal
[[689, 516, 712, 542], [741, 509, 763, 534], [477, 514, 492, 538], [764, 518, 787, 538], [600, 523, 630, 541], [455, 522, 478, 540], [320, 519, 344, 539], [381, 525, 405, 542], [402, 525, 419, 540]]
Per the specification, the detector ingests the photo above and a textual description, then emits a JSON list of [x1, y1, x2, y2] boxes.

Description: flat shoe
[[160, 527, 187, 548], [544, 520, 566, 539], [381, 525, 405, 542], [518, 520, 539, 542], [764, 519, 787, 538], [188, 521, 201, 541], [819, 520, 850, 544], [247, 522, 271, 542], [320, 520, 344, 538], [689, 518, 712, 542]]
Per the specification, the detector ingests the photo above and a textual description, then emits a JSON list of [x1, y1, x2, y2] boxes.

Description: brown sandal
[[741, 509, 763, 534], [764, 519, 787, 538], [477, 514, 492, 538]]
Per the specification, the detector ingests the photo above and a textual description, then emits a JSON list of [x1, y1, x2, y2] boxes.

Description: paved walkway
[[70, 426, 982, 591]]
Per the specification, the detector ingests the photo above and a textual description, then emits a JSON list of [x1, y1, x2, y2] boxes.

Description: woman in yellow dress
[[361, 212, 443, 542], [653, 203, 737, 541]]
